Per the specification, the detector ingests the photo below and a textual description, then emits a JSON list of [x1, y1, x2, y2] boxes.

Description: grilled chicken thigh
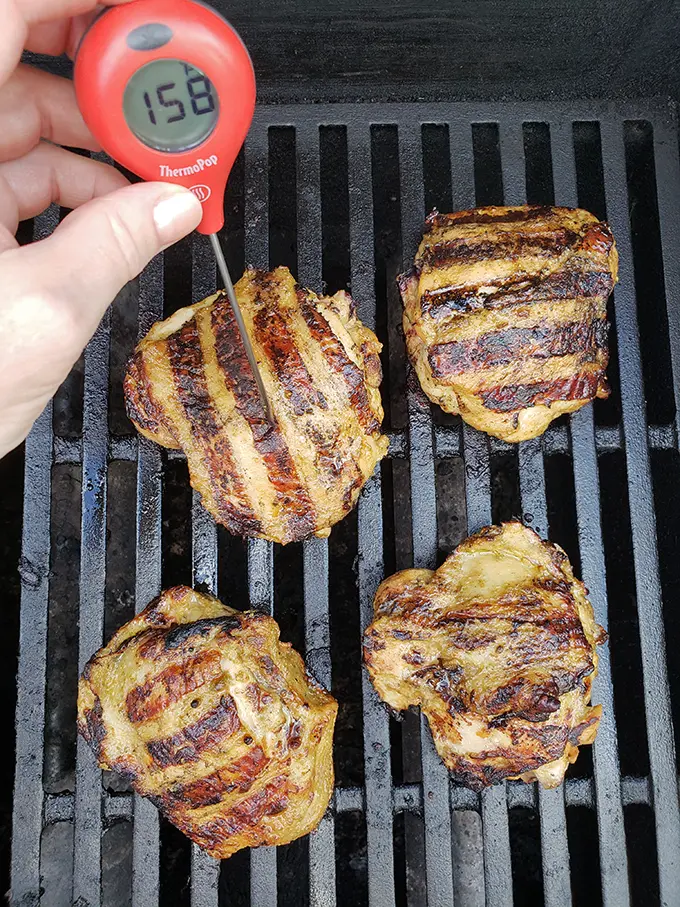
[[78, 586, 337, 858], [124, 266, 388, 544], [400, 207, 618, 442], [363, 522, 605, 789]]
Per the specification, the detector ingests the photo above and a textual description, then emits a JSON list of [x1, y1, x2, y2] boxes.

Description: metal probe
[[208, 233, 274, 422]]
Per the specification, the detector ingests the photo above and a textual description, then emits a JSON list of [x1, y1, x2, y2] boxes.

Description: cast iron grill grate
[[10, 100, 680, 907]]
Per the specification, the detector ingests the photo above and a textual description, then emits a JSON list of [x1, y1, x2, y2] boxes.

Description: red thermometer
[[74, 0, 272, 418]]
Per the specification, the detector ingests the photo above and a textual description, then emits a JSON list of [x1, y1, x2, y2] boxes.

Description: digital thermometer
[[74, 0, 272, 418]]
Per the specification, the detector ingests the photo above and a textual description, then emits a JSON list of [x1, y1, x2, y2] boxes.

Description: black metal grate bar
[[551, 119, 631, 907], [11, 101, 680, 907], [351, 121, 396, 907], [499, 120, 573, 907], [600, 120, 680, 904], [190, 231, 221, 906], [73, 152, 115, 907], [451, 116, 515, 907], [10, 205, 59, 907], [446, 117, 488, 907], [653, 120, 680, 444], [244, 116, 278, 907], [460, 118, 515, 907], [73, 307, 110, 907], [132, 252, 164, 907], [296, 119, 337, 907], [400, 124, 455, 905]]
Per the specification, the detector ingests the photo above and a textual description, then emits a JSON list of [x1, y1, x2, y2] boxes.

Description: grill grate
[[10, 100, 680, 906]]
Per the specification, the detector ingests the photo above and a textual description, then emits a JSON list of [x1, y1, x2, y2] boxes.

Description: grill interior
[[6, 100, 680, 906]]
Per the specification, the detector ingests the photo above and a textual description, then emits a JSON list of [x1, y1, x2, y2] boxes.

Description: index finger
[[0, 0, 132, 87]]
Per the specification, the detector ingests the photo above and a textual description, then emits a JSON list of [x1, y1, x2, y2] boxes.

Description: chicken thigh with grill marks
[[363, 522, 606, 789], [124, 265, 388, 544], [78, 586, 338, 858], [400, 206, 618, 442]]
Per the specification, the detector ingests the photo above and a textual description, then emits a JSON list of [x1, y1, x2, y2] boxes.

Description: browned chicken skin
[[400, 206, 618, 442], [363, 523, 606, 790], [77, 586, 338, 858], [124, 266, 388, 544]]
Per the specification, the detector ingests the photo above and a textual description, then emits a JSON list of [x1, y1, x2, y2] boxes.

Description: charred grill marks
[[297, 289, 381, 433], [480, 371, 603, 412], [167, 318, 261, 534], [126, 651, 223, 724], [123, 351, 165, 436], [147, 694, 242, 767], [210, 299, 318, 539], [425, 206, 555, 229], [81, 696, 105, 758], [429, 318, 608, 376], [363, 523, 605, 788], [420, 267, 614, 320], [166, 746, 269, 808], [77, 587, 338, 859], [252, 301, 328, 416], [408, 211, 614, 419], [419, 228, 579, 270], [163, 616, 242, 649], [197, 777, 290, 841]]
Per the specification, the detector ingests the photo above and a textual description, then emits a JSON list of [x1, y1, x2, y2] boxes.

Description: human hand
[[0, 0, 203, 457]]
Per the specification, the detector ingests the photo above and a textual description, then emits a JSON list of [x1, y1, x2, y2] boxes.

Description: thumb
[[0, 181, 201, 457], [21, 181, 202, 341]]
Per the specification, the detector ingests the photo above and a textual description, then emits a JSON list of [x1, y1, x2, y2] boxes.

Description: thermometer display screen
[[123, 59, 219, 152]]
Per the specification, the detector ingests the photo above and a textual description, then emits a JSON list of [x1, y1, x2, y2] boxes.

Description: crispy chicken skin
[[124, 266, 388, 544], [78, 586, 337, 858], [363, 522, 606, 790], [400, 206, 618, 442]]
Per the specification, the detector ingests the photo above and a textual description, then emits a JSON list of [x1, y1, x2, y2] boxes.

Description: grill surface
[[9, 100, 680, 906]]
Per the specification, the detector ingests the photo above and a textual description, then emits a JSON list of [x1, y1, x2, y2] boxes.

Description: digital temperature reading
[[123, 59, 219, 152], [73, 0, 272, 421], [74, 0, 256, 232]]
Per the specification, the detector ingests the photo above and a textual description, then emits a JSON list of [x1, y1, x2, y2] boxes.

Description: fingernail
[[153, 189, 202, 244]]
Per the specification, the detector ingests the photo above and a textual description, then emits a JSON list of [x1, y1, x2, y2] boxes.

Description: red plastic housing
[[74, 0, 256, 234]]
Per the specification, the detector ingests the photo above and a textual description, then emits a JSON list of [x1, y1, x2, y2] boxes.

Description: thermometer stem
[[208, 233, 274, 422]]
